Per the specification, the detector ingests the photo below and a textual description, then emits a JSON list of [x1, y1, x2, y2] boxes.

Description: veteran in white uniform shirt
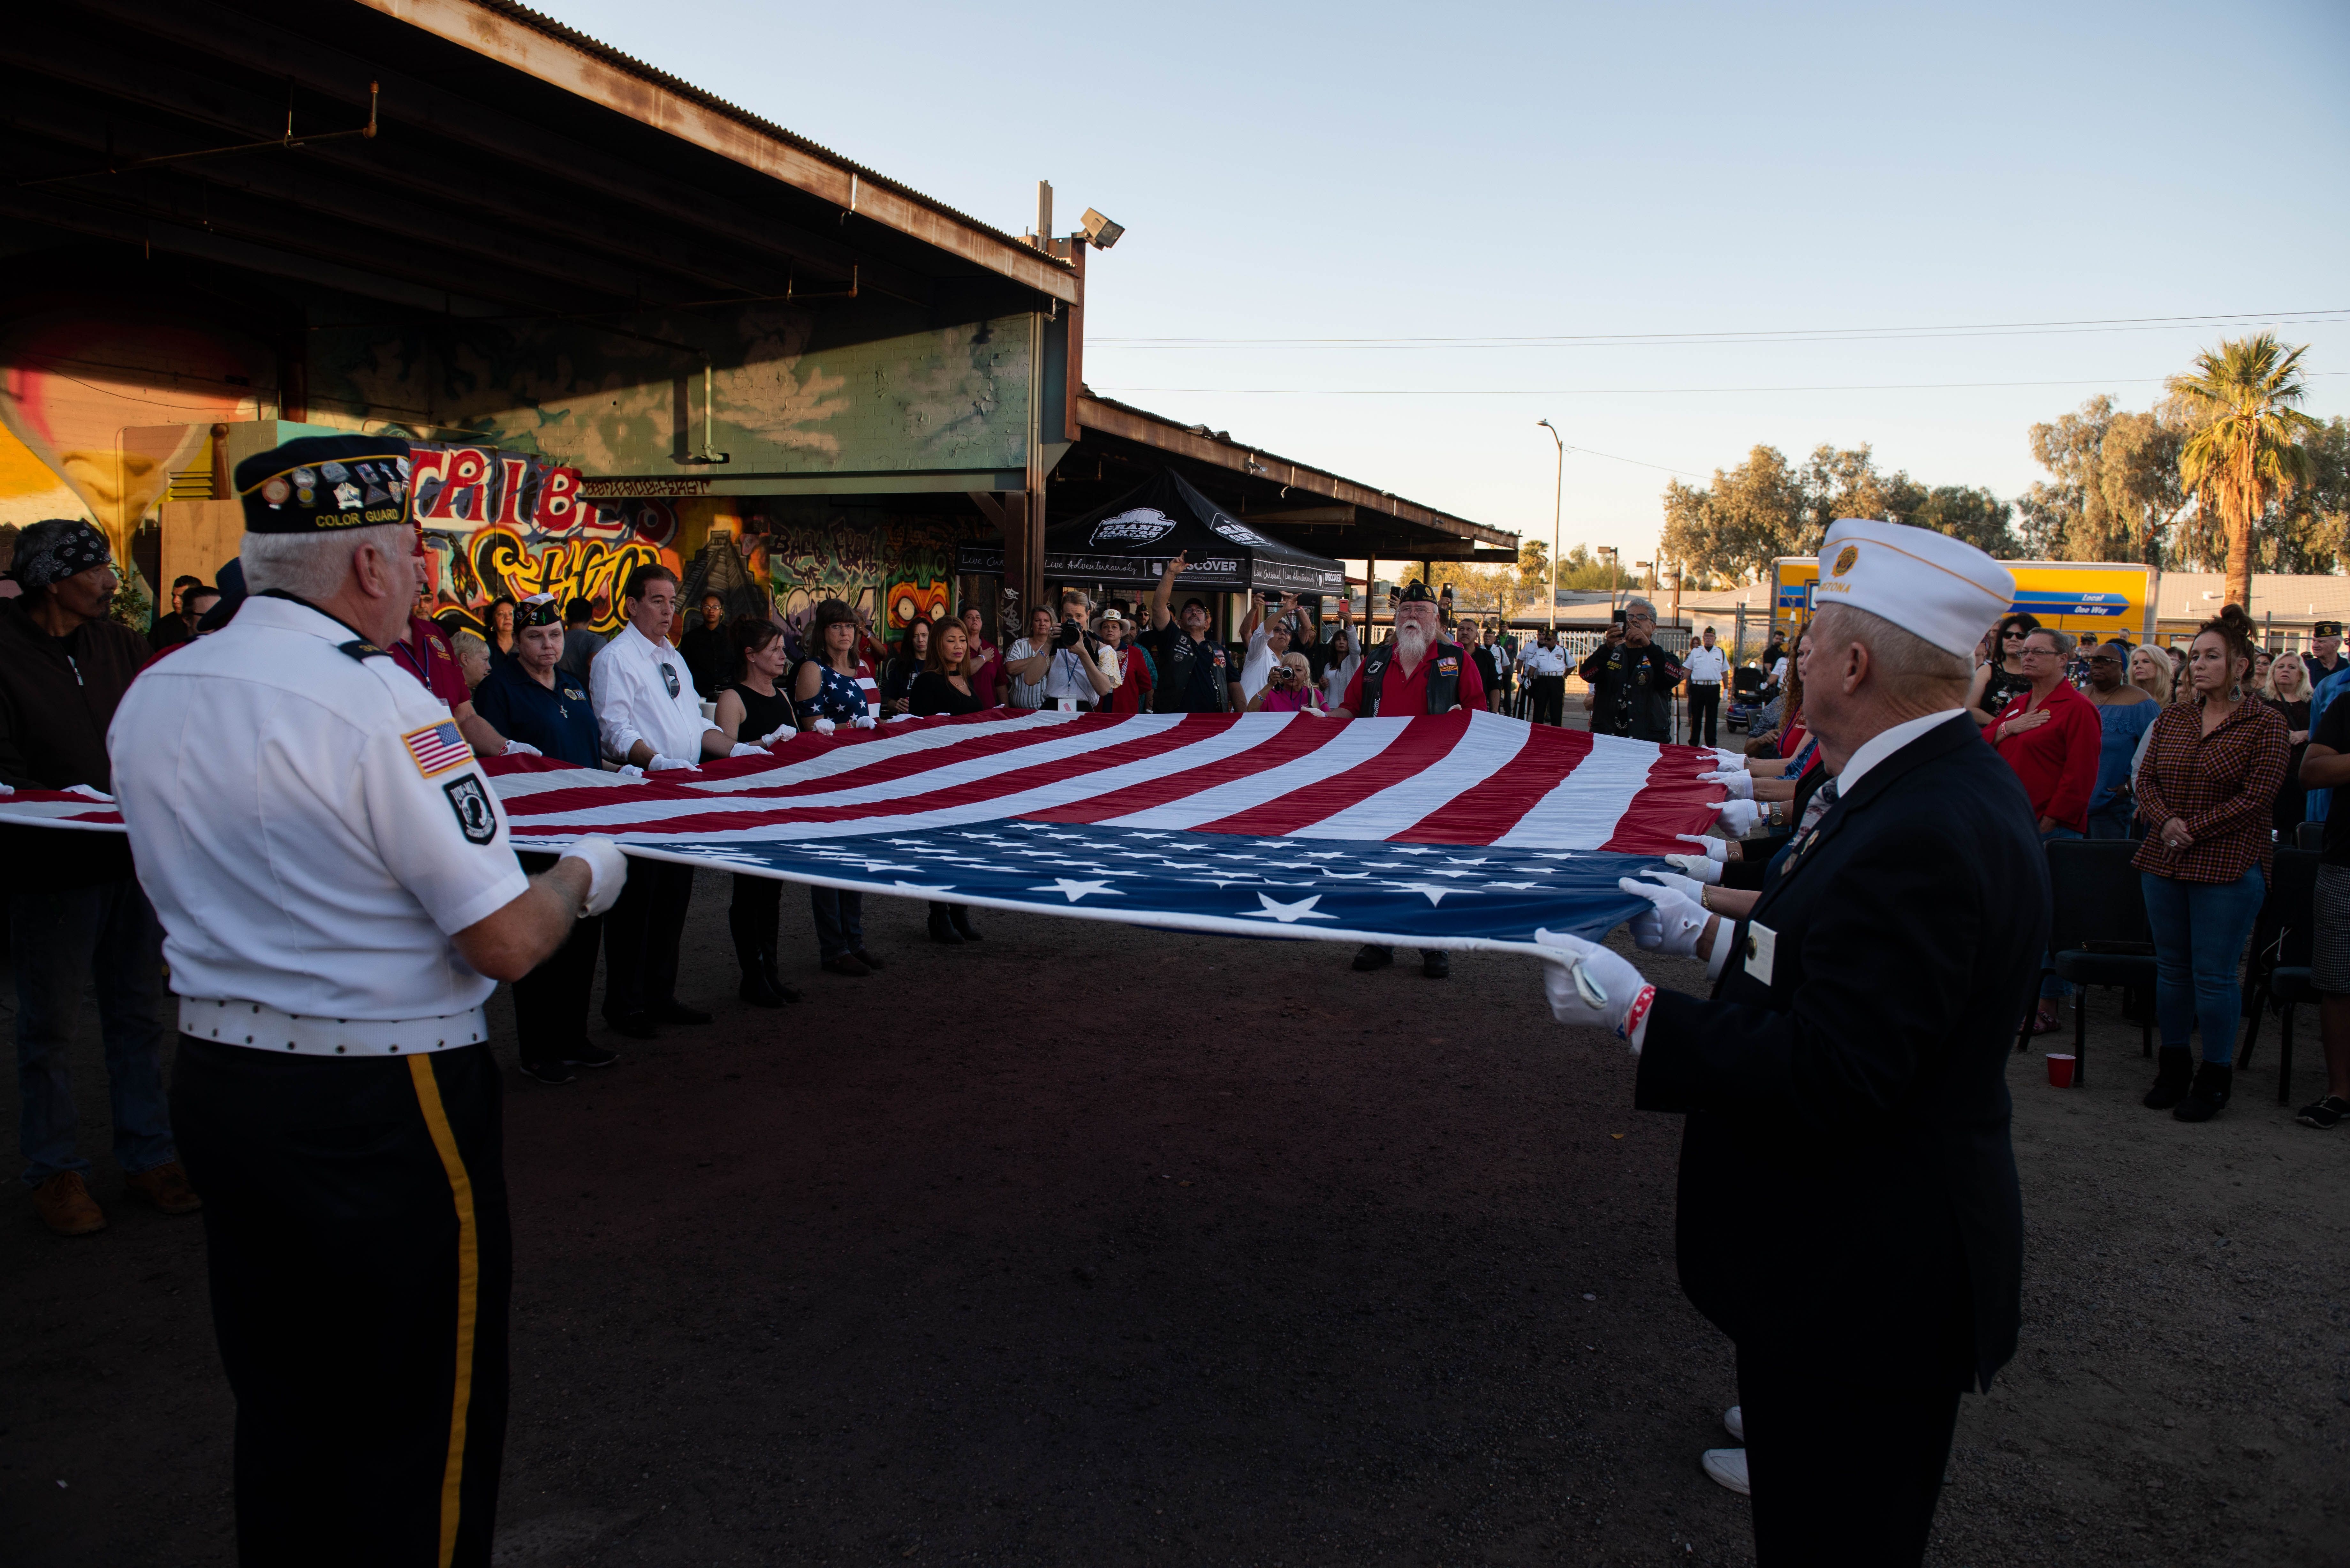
[[109, 434, 625, 1568], [588, 562, 757, 1035]]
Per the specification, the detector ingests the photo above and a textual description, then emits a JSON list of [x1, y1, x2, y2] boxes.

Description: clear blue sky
[[550, 0, 2350, 571]]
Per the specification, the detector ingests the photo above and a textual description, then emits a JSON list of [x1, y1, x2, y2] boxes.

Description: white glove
[[1663, 853, 1724, 885], [1675, 832, 1728, 863], [559, 835, 629, 917], [1711, 749, 1749, 769], [1701, 769, 1754, 799], [1717, 798, 1762, 836], [62, 784, 113, 801], [616, 764, 644, 779], [1619, 877, 1711, 959], [852, 714, 878, 731], [1532, 928, 1656, 1052], [1640, 868, 1708, 901], [811, 718, 836, 735], [728, 742, 767, 758], [500, 740, 542, 758], [757, 723, 794, 745], [646, 755, 698, 773]]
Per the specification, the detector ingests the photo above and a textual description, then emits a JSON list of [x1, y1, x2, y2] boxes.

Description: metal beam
[[345, 0, 1077, 305], [62, 0, 940, 308]]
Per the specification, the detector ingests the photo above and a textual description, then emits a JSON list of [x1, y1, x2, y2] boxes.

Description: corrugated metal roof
[[460, 0, 1070, 272]]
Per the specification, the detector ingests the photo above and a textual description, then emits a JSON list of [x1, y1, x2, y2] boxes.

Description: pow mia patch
[[661, 661, 681, 698], [441, 774, 497, 846]]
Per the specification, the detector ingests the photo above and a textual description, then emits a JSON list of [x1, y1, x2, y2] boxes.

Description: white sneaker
[[1724, 1404, 1744, 1442], [1702, 1447, 1750, 1496]]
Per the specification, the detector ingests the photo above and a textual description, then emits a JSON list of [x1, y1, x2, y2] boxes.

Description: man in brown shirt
[[0, 519, 199, 1234]]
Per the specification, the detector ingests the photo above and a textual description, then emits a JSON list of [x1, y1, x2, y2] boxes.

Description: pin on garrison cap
[[234, 434, 413, 534], [516, 592, 563, 629], [1811, 517, 2015, 660], [2315, 619, 2343, 637]]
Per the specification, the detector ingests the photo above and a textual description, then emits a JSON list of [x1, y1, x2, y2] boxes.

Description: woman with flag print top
[[792, 600, 886, 975]]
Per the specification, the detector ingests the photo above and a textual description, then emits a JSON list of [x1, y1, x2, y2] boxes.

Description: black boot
[[732, 903, 787, 1007], [2173, 1061, 2233, 1123], [2142, 1047, 2193, 1110], [928, 902, 965, 945], [949, 903, 982, 941]]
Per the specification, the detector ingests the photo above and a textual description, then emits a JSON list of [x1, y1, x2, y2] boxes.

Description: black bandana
[[9, 518, 112, 590]]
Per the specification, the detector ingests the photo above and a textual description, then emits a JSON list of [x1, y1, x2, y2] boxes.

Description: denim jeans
[[810, 887, 865, 961], [11, 878, 177, 1186], [2141, 867, 2266, 1064], [2040, 824, 2083, 998]]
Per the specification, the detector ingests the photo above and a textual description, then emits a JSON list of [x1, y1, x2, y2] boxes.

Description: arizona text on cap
[[1811, 517, 2015, 660], [235, 434, 413, 535]]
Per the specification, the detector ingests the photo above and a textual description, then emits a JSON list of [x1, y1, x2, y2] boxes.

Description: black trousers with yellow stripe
[[173, 1037, 510, 1568]]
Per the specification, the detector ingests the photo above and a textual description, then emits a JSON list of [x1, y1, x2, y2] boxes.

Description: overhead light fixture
[[1080, 208, 1125, 250]]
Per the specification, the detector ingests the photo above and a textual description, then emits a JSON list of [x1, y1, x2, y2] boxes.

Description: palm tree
[[2167, 334, 2320, 609]]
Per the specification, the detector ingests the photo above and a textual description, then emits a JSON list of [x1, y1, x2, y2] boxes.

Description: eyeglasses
[[2001, 630, 2027, 641]]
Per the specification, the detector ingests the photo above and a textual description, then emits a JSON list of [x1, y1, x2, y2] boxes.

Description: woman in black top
[[1966, 610, 2040, 728], [712, 617, 803, 1008], [486, 595, 519, 667], [882, 616, 932, 716], [2263, 652, 2315, 834], [909, 619, 985, 945]]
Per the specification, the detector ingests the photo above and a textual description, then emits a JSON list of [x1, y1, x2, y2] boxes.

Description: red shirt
[[1341, 640, 1487, 715], [389, 614, 473, 710], [1991, 679, 2101, 833]]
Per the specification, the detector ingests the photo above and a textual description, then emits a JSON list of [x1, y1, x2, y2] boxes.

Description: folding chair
[[2237, 847, 2322, 1104], [2013, 839, 2155, 1087]]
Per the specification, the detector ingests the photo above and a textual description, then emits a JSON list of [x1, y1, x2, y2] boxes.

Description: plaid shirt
[[2132, 697, 2290, 885]]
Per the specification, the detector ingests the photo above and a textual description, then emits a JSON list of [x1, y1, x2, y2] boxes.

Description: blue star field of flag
[[654, 821, 1669, 952]]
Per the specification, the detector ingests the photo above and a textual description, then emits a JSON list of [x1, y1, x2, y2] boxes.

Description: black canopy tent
[[958, 470, 1346, 596]]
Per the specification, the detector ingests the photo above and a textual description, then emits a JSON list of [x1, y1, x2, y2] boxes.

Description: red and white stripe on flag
[[483, 710, 1726, 853]]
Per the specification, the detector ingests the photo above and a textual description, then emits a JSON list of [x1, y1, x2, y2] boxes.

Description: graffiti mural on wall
[[753, 507, 980, 652], [407, 441, 681, 633]]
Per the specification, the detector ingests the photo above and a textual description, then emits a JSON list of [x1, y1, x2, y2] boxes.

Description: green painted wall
[[305, 304, 1033, 481]]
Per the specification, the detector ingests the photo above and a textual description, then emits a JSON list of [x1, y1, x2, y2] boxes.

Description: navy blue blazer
[[1634, 713, 2046, 1392]]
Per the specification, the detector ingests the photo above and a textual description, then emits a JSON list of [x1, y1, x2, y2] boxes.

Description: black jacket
[[1578, 640, 1682, 741], [0, 598, 145, 887], [1634, 714, 2043, 1392]]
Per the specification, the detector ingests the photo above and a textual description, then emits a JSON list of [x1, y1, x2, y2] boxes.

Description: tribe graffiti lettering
[[469, 529, 667, 622]]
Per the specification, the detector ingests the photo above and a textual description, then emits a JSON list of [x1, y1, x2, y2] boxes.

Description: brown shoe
[[124, 1160, 202, 1215], [822, 953, 870, 977], [33, 1172, 106, 1236]]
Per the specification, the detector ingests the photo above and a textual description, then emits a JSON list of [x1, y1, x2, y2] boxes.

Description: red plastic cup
[[2046, 1053, 2076, 1088]]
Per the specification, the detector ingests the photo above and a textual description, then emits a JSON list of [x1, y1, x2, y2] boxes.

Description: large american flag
[[4, 712, 1728, 954]]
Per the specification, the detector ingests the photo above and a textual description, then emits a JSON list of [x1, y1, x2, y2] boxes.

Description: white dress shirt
[[108, 595, 529, 1035], [592, 621, 713, 763], [1684, 644, 1732, 684], [1520, 643, 1569, 677]]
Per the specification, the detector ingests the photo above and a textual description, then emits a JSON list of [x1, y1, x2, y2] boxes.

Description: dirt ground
[[4, 870, 2346, 1567]]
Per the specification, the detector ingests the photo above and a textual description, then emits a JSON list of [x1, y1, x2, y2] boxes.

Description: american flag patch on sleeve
[[402, 720, 474, 777]]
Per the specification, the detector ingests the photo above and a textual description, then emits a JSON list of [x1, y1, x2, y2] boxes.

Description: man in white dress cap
[[1535, 518, 2043, 1567]]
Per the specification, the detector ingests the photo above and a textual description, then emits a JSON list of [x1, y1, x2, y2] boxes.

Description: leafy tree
[[1909, 485, 2018, 555], [2167, 334, 2322, 608], [1516, 539, 1550, 598], [1660, 444, 1811, 582]]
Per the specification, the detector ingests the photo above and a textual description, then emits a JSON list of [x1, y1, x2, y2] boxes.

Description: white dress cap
[[1810, 517, 2015, 659]]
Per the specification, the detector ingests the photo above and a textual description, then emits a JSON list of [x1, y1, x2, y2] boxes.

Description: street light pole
[[1535, 419, 1563, 633]]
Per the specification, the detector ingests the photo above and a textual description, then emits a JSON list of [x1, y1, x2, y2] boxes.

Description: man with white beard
[[1329, 581, 1486, 978]]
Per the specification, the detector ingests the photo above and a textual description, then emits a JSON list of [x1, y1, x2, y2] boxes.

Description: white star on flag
[[1389, 882, 1463, 905], [1242, 893, 1338, 923], [1030, 878, 1123, 902]]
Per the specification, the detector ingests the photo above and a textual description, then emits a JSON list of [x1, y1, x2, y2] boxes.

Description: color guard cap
[[516, 592, 563, 629], [235, 434, 413, 534], [1811, 517, 2014, 660], [2315, 619, 2343, 637], [1398, 580, 1437, 604]]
